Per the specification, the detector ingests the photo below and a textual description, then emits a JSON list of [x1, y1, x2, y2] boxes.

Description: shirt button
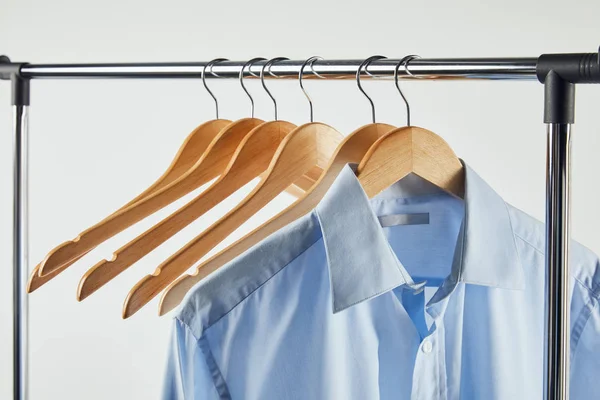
[[421, 340, 433, 354]]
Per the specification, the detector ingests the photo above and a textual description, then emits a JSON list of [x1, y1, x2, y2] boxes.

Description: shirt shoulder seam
[[512, 232, 600, 299], [512, 231, 544, 255], [175, 315, 199, 341], [173, 317, 231, 398], [207, 235, 323, 331], [572, 297, 599, 367]]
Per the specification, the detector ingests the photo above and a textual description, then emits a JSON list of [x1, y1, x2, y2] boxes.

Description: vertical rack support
[[543, 71, 574, 400], [537, 50, 600, 400], [1, 55, 31, 400]]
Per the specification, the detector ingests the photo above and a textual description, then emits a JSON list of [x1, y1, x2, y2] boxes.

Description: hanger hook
[[394, 55, 420, 126], [404, 54, 421, 78], [356, 55, 387, 123], [239, 58, 267, 118], [260, 57, 290, 121], [299, 56, 323, 123], [202, 58, 229, 119]]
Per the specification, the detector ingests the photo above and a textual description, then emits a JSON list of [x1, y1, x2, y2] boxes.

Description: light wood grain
[[76, 119, 297, 301], [27, 119, 232, 292], [357, 126, 464, 199], [123, 122, 343, 318], [158, 123, 396, 315], [36, 118, 258, 278]]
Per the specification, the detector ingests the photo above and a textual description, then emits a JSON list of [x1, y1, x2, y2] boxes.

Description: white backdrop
[[1, 0, 599, 399]]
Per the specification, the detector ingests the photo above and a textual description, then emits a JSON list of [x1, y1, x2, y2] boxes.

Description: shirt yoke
[[177, 212, 324, 339], [507, 203, 600, 299]]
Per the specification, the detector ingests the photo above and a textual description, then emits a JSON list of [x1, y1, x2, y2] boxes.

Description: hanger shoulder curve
[[358, 126, 464, 199], [123, 122, 343, 318], [158, 122, 396, 315], [153, 119, 233, 192], [27, 119, 232, 292], [76, 119, 299, 301], [36, 118, 256, 279]]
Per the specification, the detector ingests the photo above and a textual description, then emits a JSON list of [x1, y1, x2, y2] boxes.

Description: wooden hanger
[[159, 122, 396, 315], [123, 121, 343, 318], [27, 118, 231, 292], [35, 59, 271, 279], [356, 55, 464, 199], [357, 126, 464, 198], [77, 119, 300, 300]]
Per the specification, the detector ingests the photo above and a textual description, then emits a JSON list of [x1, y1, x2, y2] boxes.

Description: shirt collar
[[315, 163, 524, 314]]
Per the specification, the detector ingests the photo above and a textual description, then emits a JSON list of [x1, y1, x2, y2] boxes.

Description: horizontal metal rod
[[18, 58, 538, 80]]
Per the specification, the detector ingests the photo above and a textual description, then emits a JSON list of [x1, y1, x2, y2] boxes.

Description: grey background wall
[[1, 0, 599, 398]]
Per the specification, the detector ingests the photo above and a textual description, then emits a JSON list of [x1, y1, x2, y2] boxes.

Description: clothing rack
[[2, 51, 600, 400]]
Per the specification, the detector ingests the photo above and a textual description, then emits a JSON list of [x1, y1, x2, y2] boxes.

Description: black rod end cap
[[537, 48, 600, 84]]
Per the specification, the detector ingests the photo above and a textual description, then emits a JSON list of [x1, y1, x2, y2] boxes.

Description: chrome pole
[[545, 122, 572, 400], [540, 68, 577, 400], [13, 103, 29, 400], [7, 69, 31, 400], [18, 58, 539, 80]]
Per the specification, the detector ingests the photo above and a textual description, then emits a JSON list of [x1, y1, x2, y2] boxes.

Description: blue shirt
[[163, 163, 600, 399]]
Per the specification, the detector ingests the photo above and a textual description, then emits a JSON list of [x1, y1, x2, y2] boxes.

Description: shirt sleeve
[[162, 318, 221, 400], [571, 300, 600, 399]]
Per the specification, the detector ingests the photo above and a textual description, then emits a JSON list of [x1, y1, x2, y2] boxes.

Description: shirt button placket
[[411, 332, 442, 400]]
